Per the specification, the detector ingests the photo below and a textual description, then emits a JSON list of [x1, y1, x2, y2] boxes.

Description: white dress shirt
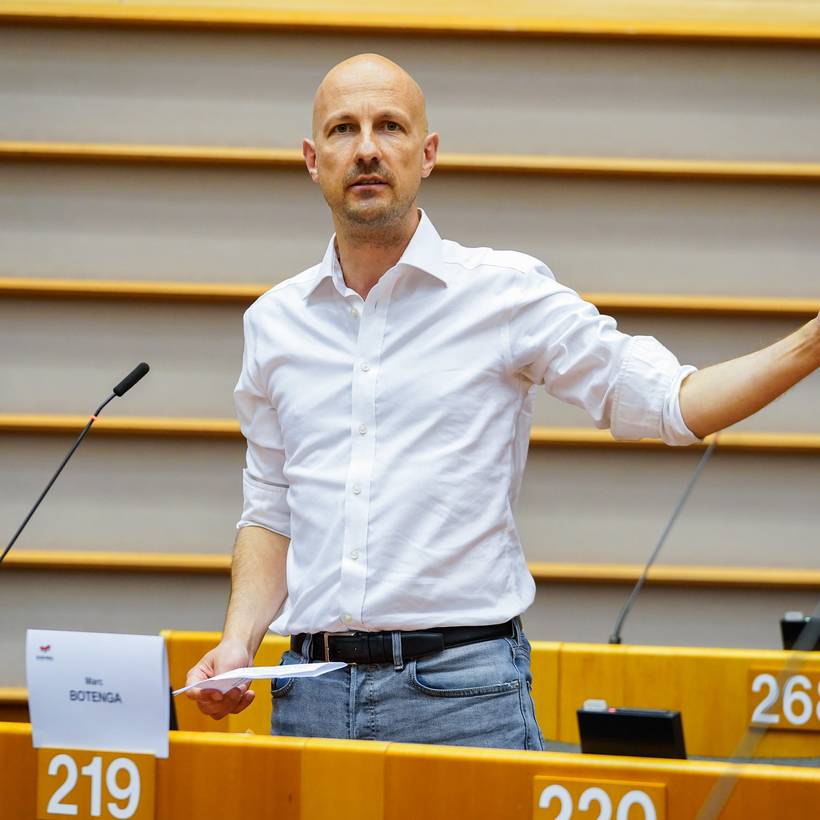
[[235, 210, 699, 635]]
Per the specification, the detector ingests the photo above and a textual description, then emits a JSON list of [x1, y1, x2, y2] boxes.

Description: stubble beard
[[339, 193, 416, 246], [326, 163, 420, 244]]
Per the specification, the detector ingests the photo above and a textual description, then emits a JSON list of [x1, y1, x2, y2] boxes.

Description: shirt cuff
[[611, 336, 701, 446], [236, 469, 291, 538], [660, 364, 701, 446]]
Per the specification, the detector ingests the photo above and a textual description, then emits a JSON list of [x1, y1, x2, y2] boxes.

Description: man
[[186, 54, 819, 749]]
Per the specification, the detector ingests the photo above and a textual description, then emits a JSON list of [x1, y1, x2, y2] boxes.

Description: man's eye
[[385, 121, 402, 131], [333, 124, 351, 134]]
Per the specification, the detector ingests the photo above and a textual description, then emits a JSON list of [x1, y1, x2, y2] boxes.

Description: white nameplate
[[26, 629, 170, 759]]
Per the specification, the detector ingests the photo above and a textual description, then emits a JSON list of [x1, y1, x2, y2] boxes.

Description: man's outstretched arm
[[679, 313, 820, 439], [185, 525, 289, 720]]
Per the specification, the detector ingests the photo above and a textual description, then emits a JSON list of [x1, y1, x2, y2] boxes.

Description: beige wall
[[3, 26, 820, 160], [1, 22, 818, 685], [2, 163, 819, 297]]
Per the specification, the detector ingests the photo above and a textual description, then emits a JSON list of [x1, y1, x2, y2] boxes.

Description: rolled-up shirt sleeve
[[506, 261, 701, 446], [234, 309, 291, 537]]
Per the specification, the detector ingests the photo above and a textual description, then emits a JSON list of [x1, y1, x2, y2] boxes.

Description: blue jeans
[[270, 617, 546, 750]]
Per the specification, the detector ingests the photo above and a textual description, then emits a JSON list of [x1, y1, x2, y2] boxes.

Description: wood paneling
[[3, 1, 820, 42]]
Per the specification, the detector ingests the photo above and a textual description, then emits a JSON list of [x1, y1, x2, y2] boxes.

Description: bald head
[[303, 54, 438, 236], [312, 54, 428, 140]]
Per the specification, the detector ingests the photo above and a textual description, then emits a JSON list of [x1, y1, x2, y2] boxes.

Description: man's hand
[[185, 526, 289, 720], [184, 637, 255, 720]]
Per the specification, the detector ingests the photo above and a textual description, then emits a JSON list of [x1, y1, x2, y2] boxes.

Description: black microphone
[[0, 363, 151, 566], [608, 435, 719, 645], [113, 362, 150, 397]]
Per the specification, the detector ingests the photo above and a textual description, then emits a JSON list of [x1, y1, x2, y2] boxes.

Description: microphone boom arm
[[1, 362, 149, 566], [608, 435, 719, 645]]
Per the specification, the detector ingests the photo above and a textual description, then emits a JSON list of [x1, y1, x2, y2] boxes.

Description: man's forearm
[[222, 525, 290, 659], [679, 315, 820, 439]]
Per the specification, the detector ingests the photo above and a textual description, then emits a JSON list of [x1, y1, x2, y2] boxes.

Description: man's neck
[[334, 208, 421, 300]]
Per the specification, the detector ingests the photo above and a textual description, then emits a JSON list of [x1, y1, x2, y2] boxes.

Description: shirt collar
[[303, 209, 446, 300]]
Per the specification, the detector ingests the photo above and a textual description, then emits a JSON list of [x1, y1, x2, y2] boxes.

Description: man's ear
[[303, 138, 319, 183], [420, 132, 439, 179]]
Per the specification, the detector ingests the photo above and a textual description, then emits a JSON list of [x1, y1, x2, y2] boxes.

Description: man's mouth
[[349, 177, 389, 188]]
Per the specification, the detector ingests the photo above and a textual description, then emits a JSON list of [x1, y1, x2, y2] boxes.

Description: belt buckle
[[322, 632, 358, 664]]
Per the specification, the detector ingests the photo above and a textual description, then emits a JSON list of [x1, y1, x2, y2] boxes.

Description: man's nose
[[354, 127, 382, 164]]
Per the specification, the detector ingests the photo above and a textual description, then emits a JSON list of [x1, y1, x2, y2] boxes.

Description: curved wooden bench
[[4, 141, 820, 184], [8, 638, 820, 759], [1, 276, 818, 319], [4, 550, 820, 590], [2, 0, 820, 43], [2, 414, 819, 454]]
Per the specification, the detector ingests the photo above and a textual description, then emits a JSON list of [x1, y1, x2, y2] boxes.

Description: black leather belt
[[290, 620, 515, 665]]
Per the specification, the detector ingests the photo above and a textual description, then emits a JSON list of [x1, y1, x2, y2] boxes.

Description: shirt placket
[[337, 274, 395, 630]]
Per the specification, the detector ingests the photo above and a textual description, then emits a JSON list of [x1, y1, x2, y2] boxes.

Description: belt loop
[[512, 617, 523, 643], [301, 633, 313, 659], [391, 631, 404, 672]]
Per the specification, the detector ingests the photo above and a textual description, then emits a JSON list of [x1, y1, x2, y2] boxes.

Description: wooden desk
[[3, 722, 819, 819], [556, 643, 820, 758], [162, 632, 820, 758]]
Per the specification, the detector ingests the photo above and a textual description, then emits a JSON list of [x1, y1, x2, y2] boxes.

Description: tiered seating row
[[160, 633, 820, 759], [2, 0, 820, 42], [2, 276, 818, 317], [5, 550, 820, 589], [3, 721, 820, 820], [5, 141, 820, 182], [6, 634, 820, 759], [3, 413, 820, 452]]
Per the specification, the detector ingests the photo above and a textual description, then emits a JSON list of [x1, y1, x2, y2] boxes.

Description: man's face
[[305, 59, 437, 230]]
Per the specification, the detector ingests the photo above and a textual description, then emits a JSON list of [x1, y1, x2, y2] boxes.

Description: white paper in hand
[[173, 661, 346, 696]]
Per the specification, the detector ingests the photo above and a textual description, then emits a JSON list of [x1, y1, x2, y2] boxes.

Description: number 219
[[46, 754, 140, 818]]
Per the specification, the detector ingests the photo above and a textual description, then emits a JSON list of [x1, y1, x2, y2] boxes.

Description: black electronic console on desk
[[577, 700, 687, 760], [781, 612, 820, 651]]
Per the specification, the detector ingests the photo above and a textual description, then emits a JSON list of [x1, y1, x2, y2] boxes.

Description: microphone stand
[[609, 435, 719, 645], [1, 363, 150, 566]]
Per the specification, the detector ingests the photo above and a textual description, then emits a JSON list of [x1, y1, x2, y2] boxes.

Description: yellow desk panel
[[383, 742, 820, 819], [165, 630, 820, 758], [0, 723, 37, 817], [3, 723, 820, 819], [301, 738, 388, 819], [157, 731, 304, 819], [558, 643, 820, 758]]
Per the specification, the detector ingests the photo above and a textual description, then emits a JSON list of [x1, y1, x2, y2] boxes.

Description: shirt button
[[342, 613, 353, 624], [358, 424, 368, 435], [350, 307, 359, 319], [360, 362, 370, 372], [352, 484, 362, 495], [350, 550, 360, 561]]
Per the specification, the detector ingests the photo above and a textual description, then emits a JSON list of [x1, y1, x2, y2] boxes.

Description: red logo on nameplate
[[36, 644, 54, 661]]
